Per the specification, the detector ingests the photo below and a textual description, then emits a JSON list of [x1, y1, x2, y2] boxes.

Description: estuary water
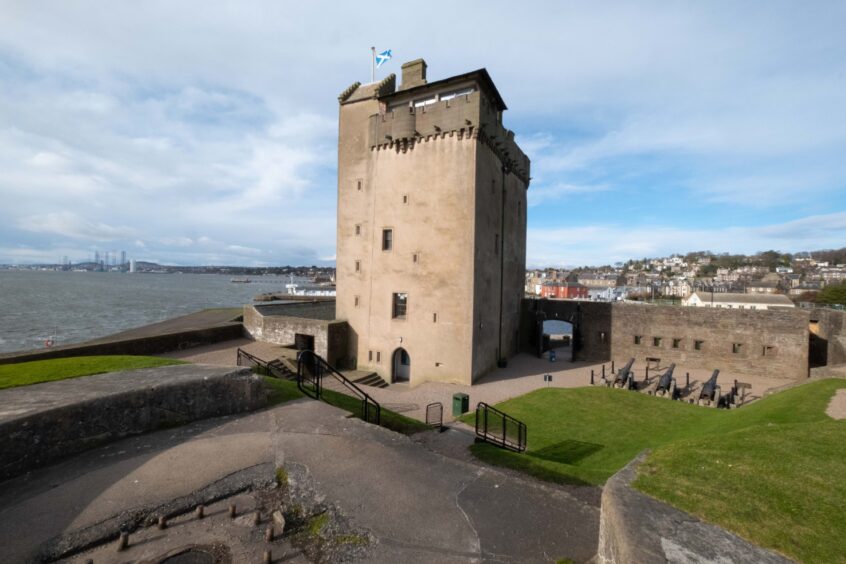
[[0, 270, 295, 354]]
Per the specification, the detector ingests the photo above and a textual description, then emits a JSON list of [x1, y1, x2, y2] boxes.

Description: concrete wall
[[598, 453, 791, 564], [0, 323, 244, 366], [243, 305, 349, 367], [523, 299, 810, 379], [0, 365, 265, 481]]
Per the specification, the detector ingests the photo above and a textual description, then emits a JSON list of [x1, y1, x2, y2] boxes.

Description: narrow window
[[732, 343, 743, 354], [356, 179, 362, 191], [653, 337, 662, 347], [694, 340, 704, 351], [355, 260, 361, 273], [433, 312, 438, 323], [382, 229, 393, 251], [634, 335, 642, 345], [376, 351, 381, 363], [672, 338, 682, 349], [368, 350, 373, 362], [355, 224, 361, 236], [412, 252, 419, 264], [392, 292, 408, 319], [354, 296, 360, 307], [402, 194, 409, 204]]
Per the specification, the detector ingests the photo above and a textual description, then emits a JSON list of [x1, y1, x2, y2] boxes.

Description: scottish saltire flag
[[376, 49, 392, 68]]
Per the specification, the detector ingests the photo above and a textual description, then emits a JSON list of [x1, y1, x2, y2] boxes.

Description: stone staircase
[[350, 372, 390, 389]]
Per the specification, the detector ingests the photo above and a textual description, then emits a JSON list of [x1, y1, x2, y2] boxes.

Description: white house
[[682, 292, 794, 310]]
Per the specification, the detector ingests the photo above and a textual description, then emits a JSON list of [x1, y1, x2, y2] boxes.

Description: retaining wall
[[0, 365, 265, 481], [598, 453, 792, 563]]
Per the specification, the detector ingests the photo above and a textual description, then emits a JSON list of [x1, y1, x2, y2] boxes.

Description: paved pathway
[[0, 399, 599, 563], [826, 388, 846, 420]]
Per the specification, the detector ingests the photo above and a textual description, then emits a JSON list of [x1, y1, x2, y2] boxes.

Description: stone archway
[[392, 348, 411, 383]]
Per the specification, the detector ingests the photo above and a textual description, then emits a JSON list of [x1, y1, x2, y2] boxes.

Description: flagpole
[[371, 46, 375, 83]]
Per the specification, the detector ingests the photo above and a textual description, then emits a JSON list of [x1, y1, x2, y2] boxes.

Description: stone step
[[351, 372, 390, 389]]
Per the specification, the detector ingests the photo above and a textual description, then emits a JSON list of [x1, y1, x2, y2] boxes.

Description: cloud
[[17, 212, 135, 242]]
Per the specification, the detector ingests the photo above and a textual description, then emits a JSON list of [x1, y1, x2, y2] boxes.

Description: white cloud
[[17, 211, 135, 242]]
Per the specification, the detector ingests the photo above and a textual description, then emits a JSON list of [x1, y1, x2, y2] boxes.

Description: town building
[[682, 292, 794, 310], [540, 279, 588, 299], [335, 59, 530, 386]]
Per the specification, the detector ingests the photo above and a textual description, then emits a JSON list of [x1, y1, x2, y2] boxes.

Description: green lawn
[[460, 380, 846, 563], [263, 376, 431, 436], [0, 355, 185, 390]]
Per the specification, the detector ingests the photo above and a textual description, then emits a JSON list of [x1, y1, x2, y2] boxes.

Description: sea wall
[[0, 365, 265, 481], [0, 323, 244, 366]]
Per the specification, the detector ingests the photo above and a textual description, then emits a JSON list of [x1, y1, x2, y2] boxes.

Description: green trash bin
[[452, 393, 469, 417]]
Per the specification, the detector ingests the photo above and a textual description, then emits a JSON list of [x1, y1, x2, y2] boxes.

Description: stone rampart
[[598, 453, 791, 564], [0, 365, 265, 481], [0, 323, 244, 366]]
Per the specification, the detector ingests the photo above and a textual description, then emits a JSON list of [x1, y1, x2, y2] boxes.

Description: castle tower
[[335, 59, 530, 386]]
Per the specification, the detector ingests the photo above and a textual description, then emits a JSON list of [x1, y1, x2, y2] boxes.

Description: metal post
[[590, 369, 594, 385], [686, 372, 690, 388], [602, 364, 606, 378], [611, 360, 615, 374], [371, 46, 376, 83]]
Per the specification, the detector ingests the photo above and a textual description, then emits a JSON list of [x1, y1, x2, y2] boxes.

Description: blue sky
[[1, 1, 845, 267]]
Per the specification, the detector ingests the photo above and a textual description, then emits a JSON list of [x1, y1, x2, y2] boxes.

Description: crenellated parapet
[[367, 90, 530, 184], [338, 81, 361, 103]]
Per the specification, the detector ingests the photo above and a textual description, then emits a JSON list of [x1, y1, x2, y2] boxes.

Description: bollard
[[157, 515, 167, 530], [116, 531, 129, 552], [229, 503, 237, 518], [195, 505, 204, 519], [602, 364, 606, 378], [263, 549, 272, 564], [611, 360, 615, 374], [590, 369, 594, 385], [265, 525, 274, 542], [686, 372, 690, 388]]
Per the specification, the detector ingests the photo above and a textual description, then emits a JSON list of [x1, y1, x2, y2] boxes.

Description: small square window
[[634, 335, 642, 345], [382, 229, 393, 251], [732, 343, 743, 354], [653, 337, 662, 347], [763, 345, 775, 356], [672, 338, 682, 349], [355, 224, 361, 236], [694, 340, 704, 351], [392, 292, 408, 319], [355, 260, 361, 273]]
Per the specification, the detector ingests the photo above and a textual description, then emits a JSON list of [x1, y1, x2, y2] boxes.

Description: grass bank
[[460, 380, 846, 562], [264, 377, 430, 436], [0, 355, 185, 390]]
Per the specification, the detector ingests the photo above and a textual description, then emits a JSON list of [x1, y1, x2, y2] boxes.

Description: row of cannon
[[596, 358, 749, 408]]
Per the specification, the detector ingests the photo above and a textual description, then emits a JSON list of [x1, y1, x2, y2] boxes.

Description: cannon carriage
[[697, 369, 721, 407], [654, 363, 677, 399]]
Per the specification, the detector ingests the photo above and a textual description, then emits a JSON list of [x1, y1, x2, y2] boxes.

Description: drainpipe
[[497, 164, 510, 367]]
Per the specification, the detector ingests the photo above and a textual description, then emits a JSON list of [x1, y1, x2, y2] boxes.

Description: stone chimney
[[399, 59, 427, 91]]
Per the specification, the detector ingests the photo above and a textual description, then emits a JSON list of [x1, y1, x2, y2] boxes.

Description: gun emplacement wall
[[523, 299, 811, 379]]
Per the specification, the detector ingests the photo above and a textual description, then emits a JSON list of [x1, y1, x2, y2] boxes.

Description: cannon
[[697, 369, 721, 407], [655, 363, 676, 398], [613, 358, 636, 390]]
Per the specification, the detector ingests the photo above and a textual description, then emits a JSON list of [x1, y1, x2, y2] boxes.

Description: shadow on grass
[[469, 442, 597, 487], [528, 440, 604, 464]]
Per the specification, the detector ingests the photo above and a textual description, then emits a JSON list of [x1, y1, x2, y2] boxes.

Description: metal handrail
[[474, 402, 527, 452], [297, 350, 381, 425]]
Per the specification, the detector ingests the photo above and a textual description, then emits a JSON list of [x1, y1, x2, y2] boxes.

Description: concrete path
[[826, 388, 846, 419], [0, 399, 599, 563]]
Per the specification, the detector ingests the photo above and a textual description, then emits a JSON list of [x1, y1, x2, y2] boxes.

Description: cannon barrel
[[614, 358, 635, 386], [656, 363, 676, 392], [699, 369, 720, 400]]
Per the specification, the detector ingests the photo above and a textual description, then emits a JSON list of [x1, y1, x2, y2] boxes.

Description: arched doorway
[[542, 319, 574, 362], [392, 348, 411, 383]]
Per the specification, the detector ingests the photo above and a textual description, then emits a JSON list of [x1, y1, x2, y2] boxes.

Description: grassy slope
[[460, 380, 846, 563], [263, 377, 430, 436], [0, 355, 185, 390]]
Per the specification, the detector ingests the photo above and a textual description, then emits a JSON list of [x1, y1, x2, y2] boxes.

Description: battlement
[[367, 90, 530, 183]]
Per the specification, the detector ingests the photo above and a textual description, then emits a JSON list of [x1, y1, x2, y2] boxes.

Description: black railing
[[475, 402, 527, 452], [297, 350, 381, 425], [425, 402, 443, 430], [236, 348, 291, 380]]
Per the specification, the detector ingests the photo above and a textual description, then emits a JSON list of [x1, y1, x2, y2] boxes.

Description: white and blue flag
[[375, 49, 392, 68]]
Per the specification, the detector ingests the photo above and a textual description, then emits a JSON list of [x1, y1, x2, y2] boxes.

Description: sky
[[1, 1, 845, 267]]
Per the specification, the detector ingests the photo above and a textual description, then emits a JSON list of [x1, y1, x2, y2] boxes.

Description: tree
[[817, 281, 846, 306]]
